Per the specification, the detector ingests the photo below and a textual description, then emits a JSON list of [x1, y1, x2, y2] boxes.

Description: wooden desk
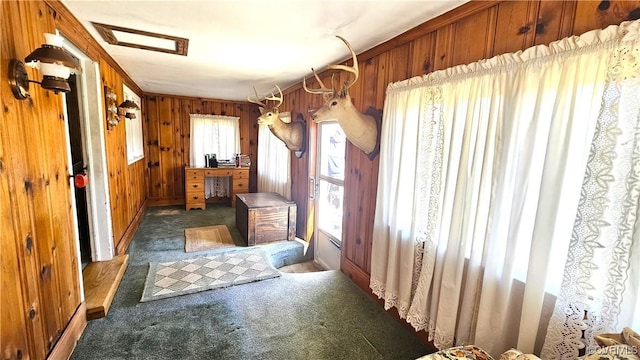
[[235, 193, 296, 246], [184, 167, 249, 210]]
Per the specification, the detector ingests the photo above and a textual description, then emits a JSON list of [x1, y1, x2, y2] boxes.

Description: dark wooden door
[[66, 74, 92, 264]]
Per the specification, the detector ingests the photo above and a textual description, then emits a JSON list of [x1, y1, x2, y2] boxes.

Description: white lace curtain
[[370, 20, 640, 359], [257, 117, 291, 199], [189, 114, 240, 198]]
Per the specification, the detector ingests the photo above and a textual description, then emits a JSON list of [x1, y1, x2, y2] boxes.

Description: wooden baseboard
[[147, 197, 184, 206], [47, 302, 87, 360], [147, 196, 234, 207], [341, 258, 437, 352], [116, 200, 148, 255], [341, 257, 371, 291]]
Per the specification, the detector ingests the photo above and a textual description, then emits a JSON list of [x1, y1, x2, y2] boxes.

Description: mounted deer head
[[248, 85, 305, 157], [303, 35, 379, 159]]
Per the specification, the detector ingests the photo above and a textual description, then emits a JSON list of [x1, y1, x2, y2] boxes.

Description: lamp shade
[[24, 33, 81, 93], [119, 99, 139, 110], [119, 99, 139, 119]]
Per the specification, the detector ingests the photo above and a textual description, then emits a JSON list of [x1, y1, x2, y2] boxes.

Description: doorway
[[313, 122, 346, 270], [61, 34, 115, 265], [65, 75, 91, 266]]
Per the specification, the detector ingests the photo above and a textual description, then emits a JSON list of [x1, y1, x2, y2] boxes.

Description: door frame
[[61, 33, 115, 265], [312, 121, 345, 270]]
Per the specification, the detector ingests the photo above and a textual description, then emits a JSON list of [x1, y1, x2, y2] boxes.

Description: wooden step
[[82, 254, 129, 320]]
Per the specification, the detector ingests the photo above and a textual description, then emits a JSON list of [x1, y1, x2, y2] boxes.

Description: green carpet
[[70, 205, 432, 360]]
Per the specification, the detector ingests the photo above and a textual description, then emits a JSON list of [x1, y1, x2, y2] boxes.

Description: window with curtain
[[189, 114, 240, 198], [258, 112, 291, 200], [124, 84, 143, 164], [370, 20, 640, 359], [257, 114, 291, 199]]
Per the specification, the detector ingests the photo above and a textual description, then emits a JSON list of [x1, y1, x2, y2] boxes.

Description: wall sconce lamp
[[119, 99, 139, 119], [9, 33, 81, 100]]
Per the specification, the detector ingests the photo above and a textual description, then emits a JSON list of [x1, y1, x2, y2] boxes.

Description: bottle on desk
[[204, 154, 210, 167]]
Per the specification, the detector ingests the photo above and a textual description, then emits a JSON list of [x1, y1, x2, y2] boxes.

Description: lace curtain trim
[[541, 45, 640, 359], [608, 47, 640, 81]]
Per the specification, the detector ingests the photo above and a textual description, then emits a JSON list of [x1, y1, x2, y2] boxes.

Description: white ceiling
[[61, 0, 468, 101]]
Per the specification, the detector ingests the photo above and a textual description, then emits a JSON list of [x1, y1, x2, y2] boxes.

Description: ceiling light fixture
[[92, 22, 189, 56], [9, 33, 81, 99]]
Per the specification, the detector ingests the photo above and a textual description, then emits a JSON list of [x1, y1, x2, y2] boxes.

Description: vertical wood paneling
[[158, 96, 175, 197], [450, 8, 495, 68], [573, 0, 638, 37], [433, 24, 456, 71], [534, 1, 576, 46], [492, 1, 538, 56], [408, 33, 435, 77], [172, 98, 183, 197], [146, 96, 161, 199], [2, 1, 83, 358], [180, 99, 192, 172], [0, 105, 31, 359], [100, 59, 147, 254], [143, 94, 258, 205]]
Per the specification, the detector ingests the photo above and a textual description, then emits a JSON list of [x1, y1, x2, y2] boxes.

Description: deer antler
[[302, 35, 358, 98], [247, 86, 267, 108], [303, 69, 336, 102], [265, 84, 283, 108], [327, 35, 358, 94]]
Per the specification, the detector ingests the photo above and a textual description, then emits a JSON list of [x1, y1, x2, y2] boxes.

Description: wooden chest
[[235, 192, 296, 246]]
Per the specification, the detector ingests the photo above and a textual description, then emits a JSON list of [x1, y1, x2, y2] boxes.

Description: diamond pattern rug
[[140, 250, 280, 302]]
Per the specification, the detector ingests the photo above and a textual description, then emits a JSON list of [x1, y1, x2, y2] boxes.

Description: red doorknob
[[74, 174, 88, 188]]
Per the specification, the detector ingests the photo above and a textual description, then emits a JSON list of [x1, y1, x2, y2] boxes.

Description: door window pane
[[320, 123, 346, 181], [318, 179, 343, 241]]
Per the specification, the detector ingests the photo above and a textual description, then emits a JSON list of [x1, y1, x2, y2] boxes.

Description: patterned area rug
[[140, 250, 280, 302], [184, 225, 235, 252]]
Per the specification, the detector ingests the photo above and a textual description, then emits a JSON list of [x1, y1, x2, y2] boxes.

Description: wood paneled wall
[[144, 94, 258, 205], [280, 0, 640, 291], [2, 1, 148, 358], [2, 2, 81, 359], [46, 0, 148, 255], [100, 61, 148, 254], [3, 1, 638, 358]]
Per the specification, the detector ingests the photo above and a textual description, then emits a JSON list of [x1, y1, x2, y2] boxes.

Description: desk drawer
[[185, 169, 203, 179], [233, 169, 249, 180], [205, 169, 233, 177], [185, 193, 205, 210], [232, 180, 248, 191], [186, 181, 204, 191], [185, 191, 205, 201]]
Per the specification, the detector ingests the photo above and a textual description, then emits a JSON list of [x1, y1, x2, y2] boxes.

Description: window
[[123, 84, 143, 164], [370, 20, 640, 358], [257, 114, 291, 199], [189, 114, 240, 198], [317, 122, 346, 244]]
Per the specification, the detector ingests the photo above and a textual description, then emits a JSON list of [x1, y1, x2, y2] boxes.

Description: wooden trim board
[[116, 199, 148, 255], [47, 302, 87, 360], [83, 254, 129, 320]]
